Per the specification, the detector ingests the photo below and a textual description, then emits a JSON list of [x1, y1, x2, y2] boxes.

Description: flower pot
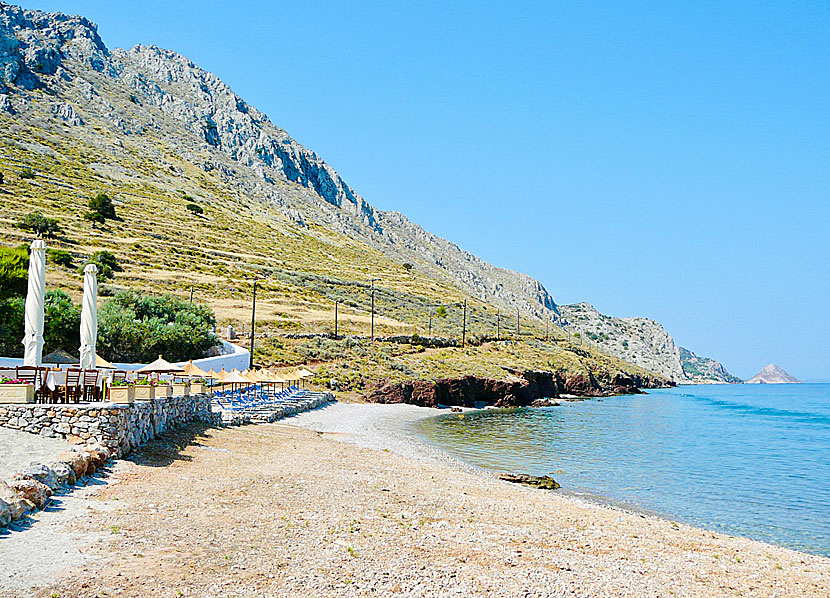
[[134, 386, 156, 400], [109, 385, 135, 404], [155, 385, 172, 398], [190, 383, 206, 395], [172, 383, 190, 398], [0, 384, 35, 403]]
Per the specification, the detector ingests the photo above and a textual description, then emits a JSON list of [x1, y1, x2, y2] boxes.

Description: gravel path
[[0, 426, 71, 480], [1, 404, 822, 598]]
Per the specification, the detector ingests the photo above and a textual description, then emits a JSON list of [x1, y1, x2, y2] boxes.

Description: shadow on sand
[[127, 422, 217, 468]]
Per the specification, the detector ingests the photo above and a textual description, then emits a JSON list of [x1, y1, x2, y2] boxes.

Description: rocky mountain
[[0, 3, 558, 323], [0, 4, 729, 383], [746, 364, 801, 384], [679, 347, 742, 384], [558, 303, 686, 382]]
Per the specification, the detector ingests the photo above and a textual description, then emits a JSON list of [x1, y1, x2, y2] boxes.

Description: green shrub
[[0, 171, 4, 185], [186, 202, 204, 215], [0, 245, 29, 300], [0, 297, 24, 357], [19, 168, 35, 180], [97, 290, 220, 362], [43, 289, 81, 354], [88, 193, 117, 219], [0, 289, 81, 357], [436, 305, 448, 319], [84, 211, 106, 224], [15, 210, 61, 238], [402, 263, 413, 271], [83, 250, 122, 281], [47, 248, 74, 268]]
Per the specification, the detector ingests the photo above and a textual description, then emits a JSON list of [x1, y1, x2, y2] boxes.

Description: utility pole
[[189, 286, 194, 303], [334, 300, 339, 338], [516, 308, 520, 337], [545, 321, 548, 341], [462, 299, 467, 347], [370, 279, 376, 341], [497, 308, 500, 340], [249, 280, 258, 368], [428, 305, 433, 337]]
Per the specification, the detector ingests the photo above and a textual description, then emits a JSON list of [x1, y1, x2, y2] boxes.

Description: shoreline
[[287, 402, 820, 558]]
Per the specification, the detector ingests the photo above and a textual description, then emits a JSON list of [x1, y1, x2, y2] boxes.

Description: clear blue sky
[[19, 1, 830, 380]]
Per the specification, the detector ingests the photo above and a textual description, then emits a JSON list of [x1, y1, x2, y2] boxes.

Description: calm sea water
[[415, 384, 830, 556]]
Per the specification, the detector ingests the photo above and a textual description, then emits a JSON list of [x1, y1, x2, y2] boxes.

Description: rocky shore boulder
[[49, 461, 77, 486], [57, 450, 90, 478], [9, 478, 52, 510], [17, 463, 59, 490], [0, 480, 32, 519], [499, 473, 561, 490]]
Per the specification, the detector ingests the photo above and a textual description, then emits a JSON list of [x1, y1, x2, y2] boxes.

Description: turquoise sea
[[415, 384, 830, 556]]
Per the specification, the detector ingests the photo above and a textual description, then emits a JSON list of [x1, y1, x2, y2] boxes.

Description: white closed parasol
[[22, 240, 47, 366], [79, 264, 98, 370]]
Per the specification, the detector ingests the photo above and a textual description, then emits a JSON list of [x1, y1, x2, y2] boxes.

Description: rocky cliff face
[[367, 370, 671, 408], [679, 347, 742, 384], [0, 4, 559, 323], [746, 364, 801, 384], [559, 303, 687, 382]]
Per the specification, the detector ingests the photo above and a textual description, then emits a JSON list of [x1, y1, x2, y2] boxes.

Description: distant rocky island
[[745, 364, 801, 384]]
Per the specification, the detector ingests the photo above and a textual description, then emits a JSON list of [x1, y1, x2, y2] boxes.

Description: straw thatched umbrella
[[95, 354, 116, 369], [79, 264, 98, 370], [42, 349, 78, 366], [182, 360, 209, 378], [137, 355, 185, 374], [22, 240, 47, 366]]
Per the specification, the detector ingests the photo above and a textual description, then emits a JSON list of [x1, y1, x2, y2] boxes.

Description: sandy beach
[[1, 402, 828, 597]]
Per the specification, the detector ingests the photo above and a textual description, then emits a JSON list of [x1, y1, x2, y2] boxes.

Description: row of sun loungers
[[211, 385, 330, 423]]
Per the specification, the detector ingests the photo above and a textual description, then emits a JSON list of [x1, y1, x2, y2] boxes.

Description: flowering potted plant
[[134, 378, 156, 400], [109, 379, 135, 404], [172, 380, 191, 397], [0, 377, 35, 403], [190, 378, 207, 394]]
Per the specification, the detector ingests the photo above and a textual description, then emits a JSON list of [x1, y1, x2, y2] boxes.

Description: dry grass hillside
[[0, 109, 665, 392]]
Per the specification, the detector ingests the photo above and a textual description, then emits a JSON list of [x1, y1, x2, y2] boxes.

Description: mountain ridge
[[0, 3, 733, 383]]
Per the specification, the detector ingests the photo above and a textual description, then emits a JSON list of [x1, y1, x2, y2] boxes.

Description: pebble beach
[[1, 402, 828, 597]]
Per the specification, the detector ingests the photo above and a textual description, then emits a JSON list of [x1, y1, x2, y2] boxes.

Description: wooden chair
[[111, 370, 128, 382], [65, 368, 82, 403], [82, 369, 100, 402], [16, 366, 47, 403]]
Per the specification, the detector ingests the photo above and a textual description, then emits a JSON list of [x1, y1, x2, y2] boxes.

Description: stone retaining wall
[[0, 395, 219, 458]]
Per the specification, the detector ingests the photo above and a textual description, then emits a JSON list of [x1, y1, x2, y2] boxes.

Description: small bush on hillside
[[84, 210, 106, 224], [186, 202, 204, 215], [82, 250, 122, 281], [19, 168, 35, 180], [0, 171, 4, 185], [47, 248, 74, 268], [15, 210, 61, 238], [403, 263, 413, 271], [87, 193, 117, 220]]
